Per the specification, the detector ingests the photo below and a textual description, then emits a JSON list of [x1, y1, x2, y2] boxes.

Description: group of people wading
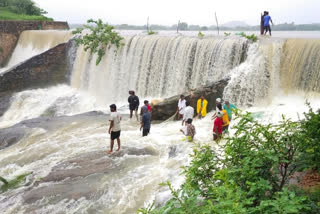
[[177, 95, 237, 142], [107, 91, 237, 153]]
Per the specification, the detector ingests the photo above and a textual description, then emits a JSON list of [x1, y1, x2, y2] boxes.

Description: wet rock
[[169, 146, 177, 158], [0, 20, 69, 66], [0, 39, 76, 93], [23, 147, 158, 204], [151, 78, 230, 120], [41, 147, 158, 183], [0, 127, 26, 150], [0, 111, 107, 150], [0, 92, 12, 117]]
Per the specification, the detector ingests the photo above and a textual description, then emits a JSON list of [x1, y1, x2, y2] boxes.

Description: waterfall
[[280, 39, 320, 93], [71, 35, 248, 105], [1, 30, 72, 72], [224, 40, 283, 107]]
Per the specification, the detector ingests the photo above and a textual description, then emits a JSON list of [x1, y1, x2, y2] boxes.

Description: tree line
[[100, 22, 320, 31], [0, 0, 47, 16]]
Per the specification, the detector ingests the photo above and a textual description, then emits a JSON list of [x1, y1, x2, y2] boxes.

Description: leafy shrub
[[298, 102, 320, 172], [238, 32, 258, 42], [138, 108, 320, 213], [224, 32, 231, 36], [148, 30, 157, 35], [72, 19, 124, 65], [198, 31, 204, 38], [0, 172, 32, 193]]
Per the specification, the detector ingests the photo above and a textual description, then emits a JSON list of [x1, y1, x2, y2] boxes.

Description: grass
[[0, 7, 53, 21], [0, 172, 32, 193]]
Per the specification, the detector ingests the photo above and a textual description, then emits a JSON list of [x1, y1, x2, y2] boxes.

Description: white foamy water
[[0, 85, 97, 128]]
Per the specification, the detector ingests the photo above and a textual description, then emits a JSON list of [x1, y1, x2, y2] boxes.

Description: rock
[[0, 39, 76, 93], [0, 20, 69, 66], [0, 126, 26, 150], [151, 78, 230, 120], [0, 111, 106, 150], [0, 92, 12, 117], [23, 147, 158, 204]]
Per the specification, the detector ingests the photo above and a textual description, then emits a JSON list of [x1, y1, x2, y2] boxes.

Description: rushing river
[[1, 30, 320, 213]]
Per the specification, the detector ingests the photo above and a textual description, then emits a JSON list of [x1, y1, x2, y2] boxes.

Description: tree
[[178, 22, 188, 31], [72, 19, 124, 65]]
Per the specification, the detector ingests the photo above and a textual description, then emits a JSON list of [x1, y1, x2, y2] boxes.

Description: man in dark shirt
[[140, 106, 151, 137], [128, 90, 140, 120]]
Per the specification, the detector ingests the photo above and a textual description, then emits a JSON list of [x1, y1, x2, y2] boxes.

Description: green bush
[[72, 19, 124, 65], [198, 31, 204, 38], [147, 30, 157, 35], [138, 107, 320, 213], [298, 102, 320, 172], [0, 172, 32, 193], [0, 7, 52, 21], [238, 32, 258, 42]]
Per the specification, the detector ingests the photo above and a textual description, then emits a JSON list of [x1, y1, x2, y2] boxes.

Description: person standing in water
[[177, 95, 186, 120], [217, 103, 230, 133], [108, 104, 121, 154], [128, 90, 140, 120], [182, 101, 194, 126], [213, 111, 223, 141], [140, 106, 151, 137], [180, 118, 196, 142], [264, 11, 274, 36], [223, 100, 237, 121], [197, 95, 208, 119], [212, 97, 222, 120]]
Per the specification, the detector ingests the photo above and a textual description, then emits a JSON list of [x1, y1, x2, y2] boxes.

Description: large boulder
[[0, 39, 76, 93], [151, 78, 230, 120]]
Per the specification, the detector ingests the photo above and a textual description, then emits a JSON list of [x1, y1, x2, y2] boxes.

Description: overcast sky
[[34, 0, 320, 26]]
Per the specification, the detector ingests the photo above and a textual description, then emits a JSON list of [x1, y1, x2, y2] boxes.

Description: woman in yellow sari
[[197, 95, 208, 119]]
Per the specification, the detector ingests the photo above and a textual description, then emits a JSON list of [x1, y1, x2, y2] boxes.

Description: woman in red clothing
[[213, 111, 223, 141]]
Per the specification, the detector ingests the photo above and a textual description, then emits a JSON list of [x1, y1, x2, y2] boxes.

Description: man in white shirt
[[177, 95, 186, 120], [182, 101, 194, 126], [107, 104, 121, 154]]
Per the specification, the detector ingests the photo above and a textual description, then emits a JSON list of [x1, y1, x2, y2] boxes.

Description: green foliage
[[224, 32, 231, 36], [139, 107, 320, 213], [72, 19, 124, 65], [198, 31, 204, 38], [298, 102, 320, 172], [147, 30, 157, 35], [0, 7, 52, 21], [0, 0, 47, 16], [238, 32, 258, 42], [0, 172, 32, 193]]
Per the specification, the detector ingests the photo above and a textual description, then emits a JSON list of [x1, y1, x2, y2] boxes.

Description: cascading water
[[1, 31, 320, 214], [280, 39, 320, 93], [0, 30, 72, 73], [71, 35, 248, 105]]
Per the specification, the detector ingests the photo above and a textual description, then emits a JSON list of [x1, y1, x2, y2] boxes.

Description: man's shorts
[[142, 128, 150, 136], [129, 104, 138, 111], [111, 131, 121, 140], [264, 26, 271, 32]]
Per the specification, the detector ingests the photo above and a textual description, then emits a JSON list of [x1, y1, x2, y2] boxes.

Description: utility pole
[[215, 12, 220, 35], [177, 20, 180, 33], [147, 16, 149, 33]]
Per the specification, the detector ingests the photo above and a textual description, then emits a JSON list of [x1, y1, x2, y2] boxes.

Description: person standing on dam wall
[[108, 104, 121, 154], [264, 11, 274, 36]]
